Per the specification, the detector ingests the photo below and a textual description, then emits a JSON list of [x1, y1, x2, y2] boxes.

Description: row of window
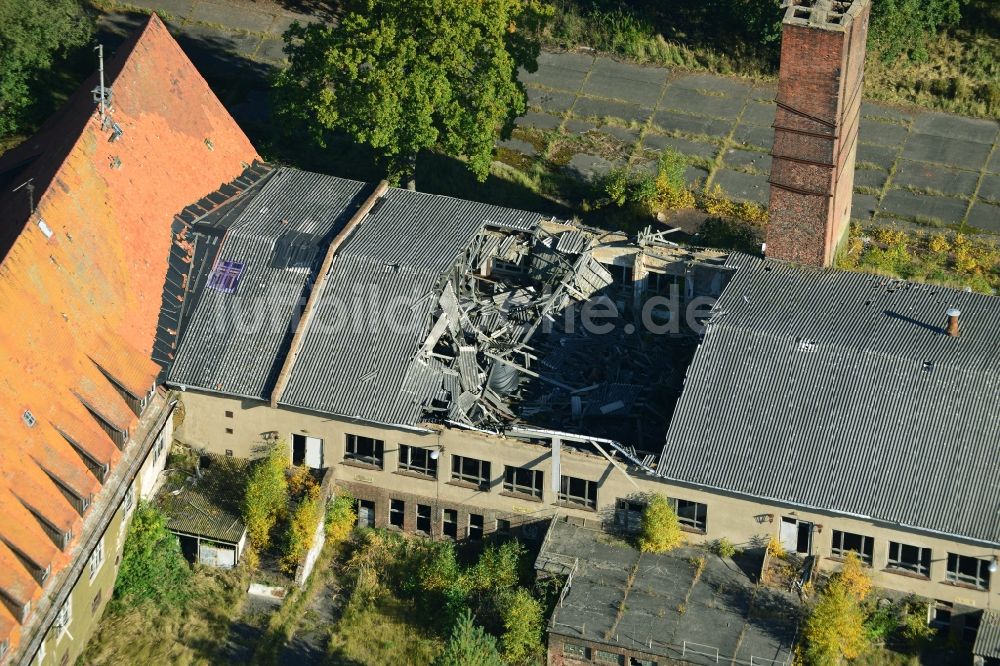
[[345, 435, 602, 510], [363, 498, 493, 540], [563, 643, 654, 666], [830, 529, 993, 590]]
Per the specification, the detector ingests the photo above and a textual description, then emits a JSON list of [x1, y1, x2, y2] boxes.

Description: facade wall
[[28, 413, 173, 666], [179, 389, 1000, 612]]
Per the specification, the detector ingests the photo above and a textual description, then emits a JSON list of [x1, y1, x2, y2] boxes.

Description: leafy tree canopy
[[0, 0, 92, 136], [274, 0, 551, 185], [869, 0, 961, 63], [802, 552, 872, 666], [114, 501, 191, 609], [638, 493, 683, 553], [242, 441, 289, 551]]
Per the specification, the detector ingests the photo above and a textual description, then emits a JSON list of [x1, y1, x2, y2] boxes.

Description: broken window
[[614, 498, 645, 533], [389, 499, 404, 528], [594, 649, 625, 665], [672, 498, 707, 532], [356, 499, 376, 528], [469, 513, 484, 541], [563, 643, 589, 660], [451, 455, 491, 489], [930, 600, 953, 629], [442, 508, 458, 539], [416, 504, 431, 534], [831, 530, 873, 565], [345, 434, 384, 468], [207, 260, 245, 294], [630, 658, 656, 666], [946, 553, 991, 590], [888, 542, 931, 577], [558, 475, 597, 510], [497, 518, 511, 537], [399, 444, 438, 478], [91, 590, 102, 615], [503, 465, 543, 499]]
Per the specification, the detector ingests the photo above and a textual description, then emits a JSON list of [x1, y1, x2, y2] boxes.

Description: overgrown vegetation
[[325, 490, 357, 543], [281, 483, 323, 573], [433, 609, 505, 666], [338, 530, 547, 665], [802, 553, 872, 665], [0, 0, 92, 136], [838, 224, 1000, 294], [599, 148, 695, 215], [539, 0, 999, 118], [241, 441, 290, 564], [638, 493, 683, 553], [113, 501, 191, 611]]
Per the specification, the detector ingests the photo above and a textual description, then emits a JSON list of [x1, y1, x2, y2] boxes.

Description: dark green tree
[[114, 502, 191, 609], [0, 0, 92, 136], [869, 0, 961, 63], [273, 0, 550, 188], [432, 608, 505, 666]]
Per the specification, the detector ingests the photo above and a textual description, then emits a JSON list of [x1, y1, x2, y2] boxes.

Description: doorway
[[780, 517, 813, 555], [291, 433, 324, 468], [356, 499, 376, 528]]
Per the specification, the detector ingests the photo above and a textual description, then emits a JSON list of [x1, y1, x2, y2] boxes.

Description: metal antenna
[[13, 178, 35, 214], [94, 44, 107, 121]]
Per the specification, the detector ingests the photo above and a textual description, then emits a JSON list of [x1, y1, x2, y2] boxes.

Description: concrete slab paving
[[499, 137, 537, 156], [712, 169, 769, 204], [267, 13, 316, 38], [653, 110, 733, 139], [591, 56, 669, 85], [856, 144, 897, 170], [854, 168, 887, 191], [881, 190, 969, 224], [643, 134, 718, 160], [861, 101, 912, 125], [859, 118, 909, 147], [582, 73, 663, 108], [128, 0, 193, 17], [563, 118, 596, 134], [172, 24, 267, 76], [521, 67, 588, 93], [669, 73, 752, 97], [988, 149, 1000, 174], [740, 101, 775, 128], [572, 96, 652, 124], [597, 125, 642, 144], [527, 87, 576, 115], [685, 164, 709, 188], [902, 133, 992, 171], [516, 110, 563, 132], [912, 112, 999, 144], [852, 193, 879, 221], [567, 153, 617, 181], [536, 50, 594, 73], [893, 160, 979, 197], [750, 85, 776, 102], [190, 1, 278, 33], [660, 86, 746, 120], [731, 124, 773, 151], [977, 174, 1000, 204], [723, 148, 771, 174], [966, 200, 1000, 234], [256, 37, 287, 64]]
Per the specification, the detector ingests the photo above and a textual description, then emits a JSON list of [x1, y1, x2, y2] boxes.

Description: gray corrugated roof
[[168, 168, 368, 397], [279, 187, 540, 424], [658, 253, 1000, 544], [974, 610, 1000, 659]]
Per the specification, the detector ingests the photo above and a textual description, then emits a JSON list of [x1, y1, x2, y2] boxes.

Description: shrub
[[114, 502, 191, 610], [325, 491, 356, 543], [466, 540, 524, 593], [287, 464, 316, 497], [928, 233, 951, 254], [498, 587, 545, 666], [766, 536, 786, 559], [898, 599, 935, 653], [346, 529, 398, 604], [241, 441, 289, 552], [638, 494, 683, 553], [802, 552, 872, 665], [864, 602, 899, 642], [839, 552, 873, 600], [281, 485, 323, 573], [699, 185, 767, 225], [709, 537, 739, 559]]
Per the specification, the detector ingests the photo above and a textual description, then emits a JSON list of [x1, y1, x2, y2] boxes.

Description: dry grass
[[325, 593, 441, 665]]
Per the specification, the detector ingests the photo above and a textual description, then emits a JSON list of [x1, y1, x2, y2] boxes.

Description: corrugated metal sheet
[[169, 169, 368, 397], [280, 187, 542, 424], [658, 253, 1000, 544], [974, 610, 1000, 659]]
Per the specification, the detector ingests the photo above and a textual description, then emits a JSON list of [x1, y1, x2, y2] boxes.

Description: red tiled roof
[[0, 14, 257, 657]]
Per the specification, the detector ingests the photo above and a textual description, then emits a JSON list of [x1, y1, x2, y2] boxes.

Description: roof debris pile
[[412, 222, 707, 451]]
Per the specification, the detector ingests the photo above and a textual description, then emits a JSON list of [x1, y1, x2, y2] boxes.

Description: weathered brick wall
[[767, 0, 872, 266]]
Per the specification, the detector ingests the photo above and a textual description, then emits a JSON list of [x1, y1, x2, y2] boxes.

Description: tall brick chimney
[[766, 0, 871, 266]]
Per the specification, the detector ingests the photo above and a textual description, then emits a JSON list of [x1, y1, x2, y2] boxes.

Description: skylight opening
[[207, 260, 245, 294]]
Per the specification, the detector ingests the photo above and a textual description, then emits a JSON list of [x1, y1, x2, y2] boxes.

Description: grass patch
[[325, 593, 442, 665], [81, 566, 252, 666]]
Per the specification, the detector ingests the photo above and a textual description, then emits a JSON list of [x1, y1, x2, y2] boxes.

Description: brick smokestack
[[766, 0, 871, 266]]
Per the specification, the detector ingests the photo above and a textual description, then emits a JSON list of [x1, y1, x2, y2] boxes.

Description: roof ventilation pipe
[[945, 308, 960, 337]]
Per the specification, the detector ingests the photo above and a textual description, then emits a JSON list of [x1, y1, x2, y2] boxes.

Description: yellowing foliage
[[638, 494, 683, 553], [802, 552, 873, 665], [766, 536, 787, 559]]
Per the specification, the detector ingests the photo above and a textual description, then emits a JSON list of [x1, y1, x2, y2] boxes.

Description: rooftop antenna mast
[[92, 44, 111, 126]]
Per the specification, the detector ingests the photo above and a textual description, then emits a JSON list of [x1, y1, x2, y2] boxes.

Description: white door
[[780, 517, 798, 552], [305, 436, 323, 469]]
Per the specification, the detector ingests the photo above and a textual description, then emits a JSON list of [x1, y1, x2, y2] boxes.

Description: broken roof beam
[[269, 180, 389, 408]]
